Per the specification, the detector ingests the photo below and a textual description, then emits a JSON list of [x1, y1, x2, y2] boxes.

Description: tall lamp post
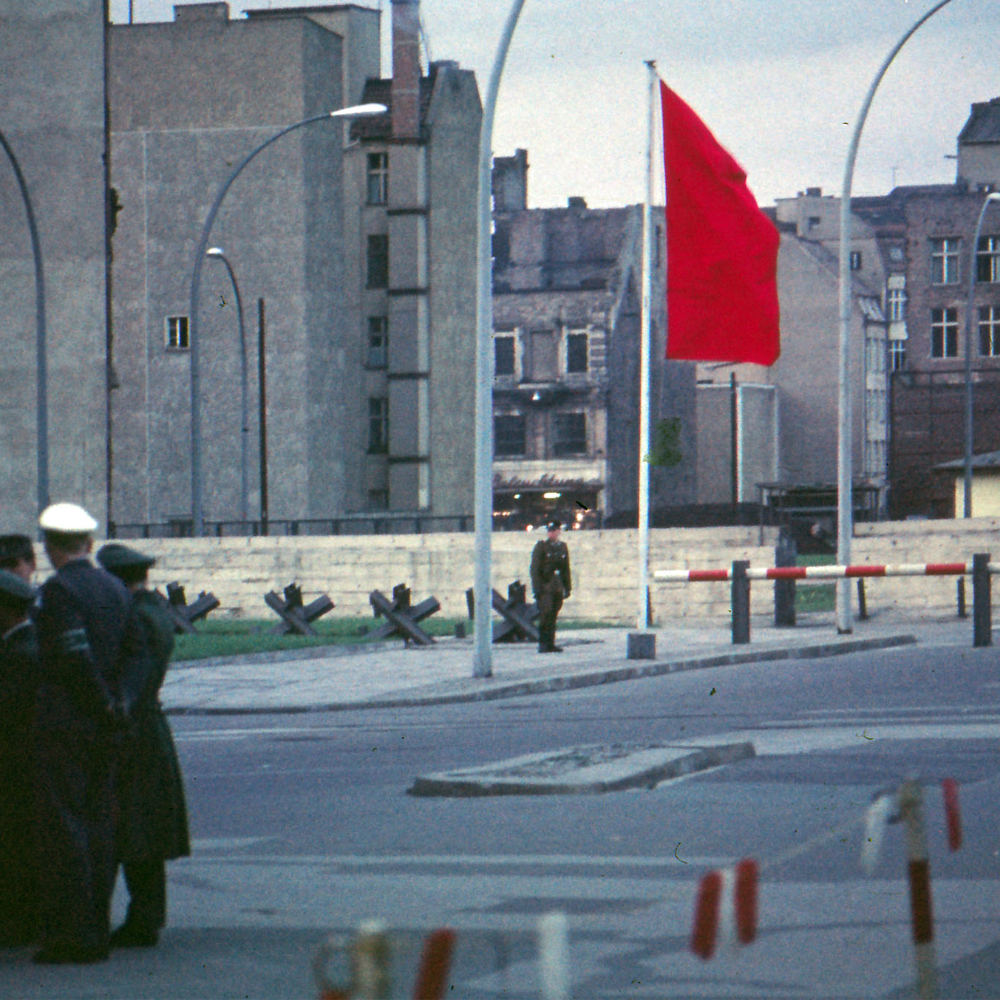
[[188, 102, 385, 536], [835, 0, 955, 633], [205, 247, 249, 528], [962, 191, 1000, 517], [0, 129, 48, 514]]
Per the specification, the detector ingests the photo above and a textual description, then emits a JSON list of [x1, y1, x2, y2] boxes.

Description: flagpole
[[637, 61, 657, 630], [834, 0, 955, 633]]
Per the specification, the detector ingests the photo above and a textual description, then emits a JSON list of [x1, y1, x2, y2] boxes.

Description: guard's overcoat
[[33, 558, 132, 952], [0, 619, 39, 942], [530, 537, 573, 649], [117, 590, 190, 862]]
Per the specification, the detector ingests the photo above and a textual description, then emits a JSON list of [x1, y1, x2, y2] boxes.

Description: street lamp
[[188, 102, 385, 535], [205, 246, 249, 528], [0, 129, 48, 515], [962, 191, 1000, 518]]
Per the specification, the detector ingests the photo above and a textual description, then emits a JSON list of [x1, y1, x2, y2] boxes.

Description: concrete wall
[[0, 0, 109, 531]]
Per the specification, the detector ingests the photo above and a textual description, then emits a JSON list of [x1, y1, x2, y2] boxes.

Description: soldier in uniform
[[530, 521, 572, 653], [97, 543, 190, 949], [0, 533, 36, 583], [32, 503, 132, 964], [0, 569, 40, 946]]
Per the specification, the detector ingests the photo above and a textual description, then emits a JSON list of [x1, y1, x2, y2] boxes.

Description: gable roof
[[959, 98, 1000, 146]]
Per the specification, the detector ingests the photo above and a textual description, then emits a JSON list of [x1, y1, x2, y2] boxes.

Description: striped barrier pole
[[413, 928, 457, 1000], [690, 859, 759, 960]]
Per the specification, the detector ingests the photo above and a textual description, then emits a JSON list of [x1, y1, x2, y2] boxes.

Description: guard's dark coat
[[0, 619, 39, 942], [33, 558, 132, 953], [117, 590, 190, 863], [530, 537, 573, 651]]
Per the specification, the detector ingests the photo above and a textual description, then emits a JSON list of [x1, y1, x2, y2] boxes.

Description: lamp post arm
[[835, 0, 956, 631], [962, 191, 1000, 517], [0, 129, 48, 513]]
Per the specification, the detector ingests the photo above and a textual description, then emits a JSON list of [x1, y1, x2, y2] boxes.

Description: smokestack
[[391, 0, 420, 141]]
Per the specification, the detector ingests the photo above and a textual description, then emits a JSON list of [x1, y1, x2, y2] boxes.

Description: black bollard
[[732, 560, 751, 645], [972, 553, 992, 648], [856, 578, 868, 621], [773, 532, 796, 628], [957, 577, 967, 619]]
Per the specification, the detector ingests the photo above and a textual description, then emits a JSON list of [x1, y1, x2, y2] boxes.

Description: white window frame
[[366, 152, 388, 206], [165, 315, 189, 350], [931, 307, 959, 358], [978, 305, 1000, 357], [493, 331, 518, 378], [930, 238, 960, 284], [976, 235, 1000, 284]]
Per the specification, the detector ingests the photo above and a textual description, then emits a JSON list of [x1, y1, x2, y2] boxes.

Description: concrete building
[[488, 153, 696, 529], [107, 0, 480, 533], [0, 0, 110, 532], [344, 1, 482, 518]]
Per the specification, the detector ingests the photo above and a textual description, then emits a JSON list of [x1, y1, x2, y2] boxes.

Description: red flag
[[661, 81, 780, 365]]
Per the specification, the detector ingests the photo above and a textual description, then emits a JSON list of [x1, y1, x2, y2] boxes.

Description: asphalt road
[[4, 640, 1000, 999]]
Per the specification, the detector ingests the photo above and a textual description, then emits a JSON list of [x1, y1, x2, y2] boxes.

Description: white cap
[[39, 502, 98, 535]]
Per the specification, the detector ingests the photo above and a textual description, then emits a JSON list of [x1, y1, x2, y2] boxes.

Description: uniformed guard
[[97, 543, 190, 949], [0, 569, 40, 946], [32, 503, 131, 964], [530, 521, 573, 653], [0, 533, 36, 583]]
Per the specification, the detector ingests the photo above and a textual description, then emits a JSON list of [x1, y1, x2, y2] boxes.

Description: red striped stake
[[942, 779, 962, 851], [412, 928, 456, 1000], [734, 859, 759, 944], [690, 870, 723, 959]]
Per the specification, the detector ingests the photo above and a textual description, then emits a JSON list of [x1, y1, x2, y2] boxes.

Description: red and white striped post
[[898, 780, 938, 1000], [690, 859, 759, 960]]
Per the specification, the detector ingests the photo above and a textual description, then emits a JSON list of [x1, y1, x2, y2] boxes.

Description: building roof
[[349, 67, 462, 141], [936, 450, 1000, 471], [959, 98, 1000, 145]]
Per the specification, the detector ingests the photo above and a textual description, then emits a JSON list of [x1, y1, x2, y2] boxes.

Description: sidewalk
[[160, 613, 975, 716]]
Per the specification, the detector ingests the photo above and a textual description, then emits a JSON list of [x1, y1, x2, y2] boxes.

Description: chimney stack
[[391, 0, 420, 141]]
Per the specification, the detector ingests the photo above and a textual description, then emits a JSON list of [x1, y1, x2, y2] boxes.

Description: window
[[979, 306, 1000, 356], [849, 250, 862, 272], [887, 285, 906, 323], [494, 334, 515, 376], [366, 234, 389, 288], [367, 488, 389, 511], [566, 332, 588, 373], [165, 316, 189, 350], [494, 414, 526, 456], [930, 238, 960, 284], [931, 307, 958, 358], [889, 339, 907, 371], [368, 397, 388, 453], [553, 412, 587, 456], [976, 236, 1000, 283], [367, 316, 388, 368], [366, 152, 388, 205]]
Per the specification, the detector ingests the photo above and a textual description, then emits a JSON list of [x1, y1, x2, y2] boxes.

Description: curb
[[407, 741, 757, 797], [164, 633, 917, 716]]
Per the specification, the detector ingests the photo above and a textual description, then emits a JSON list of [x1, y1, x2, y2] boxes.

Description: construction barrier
[[655, 554, 993, 646], [690, 778, 962, 1000]]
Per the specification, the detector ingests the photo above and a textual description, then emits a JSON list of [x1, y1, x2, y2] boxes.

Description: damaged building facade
[[489, 152, 696, 529]]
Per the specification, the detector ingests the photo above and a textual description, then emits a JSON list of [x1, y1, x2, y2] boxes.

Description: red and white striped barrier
[[656, 562, 975, 582], [690, 859, 759, 960], [942, 778, 962, 852], [413, 927, 456, 1000]]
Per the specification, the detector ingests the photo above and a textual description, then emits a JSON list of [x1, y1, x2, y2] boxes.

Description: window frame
[[930, 238, 960, 285], [930, 307, 959, 358], [494, 333, 516, 377], [565, 331, 589, 374], [366, 152, 389, 206], [366, 316, 388, 369], [976, 235, 1000, 284], [493, 414, 527, 457], [366, 233, 389, 288], [979, 305, 1000, 357], [368, 396, 389, 454], [165, 315, 190, 351], [552, 411, 587, 457]]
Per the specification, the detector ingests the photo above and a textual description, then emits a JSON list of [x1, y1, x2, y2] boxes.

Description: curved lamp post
[[473, 0, 528, 679], [188, 103, 385, 535], [962, 191, 1000, 517], [835, 0, 955, 633], [205, 247, 249, 528], [0, 129, 48, 514]]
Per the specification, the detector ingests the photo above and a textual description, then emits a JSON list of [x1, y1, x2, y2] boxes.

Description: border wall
[[28, 519, 998, 624]]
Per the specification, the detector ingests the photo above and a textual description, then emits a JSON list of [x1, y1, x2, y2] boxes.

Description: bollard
[[731, 560, 750, 645], [857, 578, 868, 621], [972, 553, 991, 648], [413, 928, 456, 1000], [957, 577, 967, 619], [773, 532, 796, 628]]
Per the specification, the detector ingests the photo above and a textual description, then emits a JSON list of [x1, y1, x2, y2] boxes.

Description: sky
[[109, 0, 1000, 210]]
